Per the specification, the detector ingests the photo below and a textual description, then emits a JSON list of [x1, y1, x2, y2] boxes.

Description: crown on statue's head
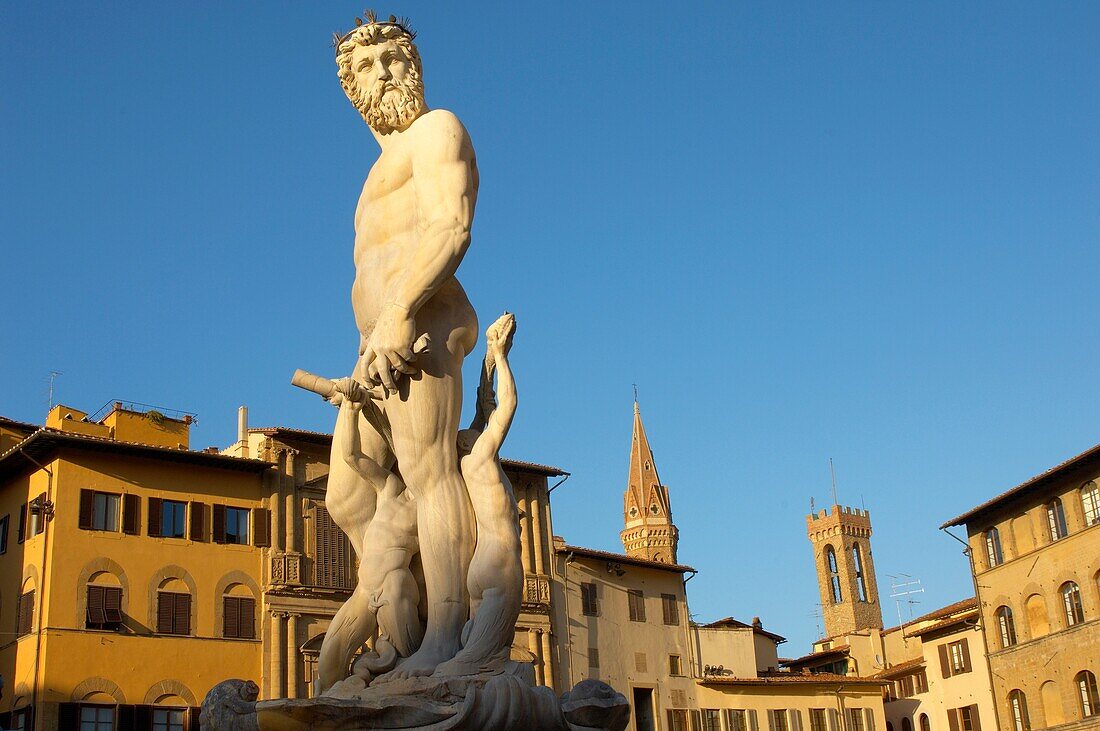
[[333, 10, 416, 50]]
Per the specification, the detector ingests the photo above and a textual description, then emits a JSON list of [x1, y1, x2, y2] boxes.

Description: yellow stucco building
[[0, 405, 271, 730], [943, 441, 1100, 731]]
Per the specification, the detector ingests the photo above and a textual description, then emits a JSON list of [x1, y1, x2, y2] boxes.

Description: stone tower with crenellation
[[806, 504, 883, 638], [620, 400, 679, 564]]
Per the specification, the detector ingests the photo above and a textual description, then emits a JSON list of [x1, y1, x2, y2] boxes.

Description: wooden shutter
[[212, 504, 227, 543], [122, 494, 140, 534], [939, 644, 951, 678], [253, 508, 271, 547], [188, 707, 201, 731], [17, 503, 26, 543], [190, 502, 206, 541], [240, 597, 255, 639], [131, 706, 152, 731], [224, 596, 239, 638], [104, 586, 123, 623], [176, 592, 191, 635], [17, 591, 34, 635], [968, 706, 980, 731], [58, 703, 78, 728], [157, 592, 170, 632], [827, 709, 839, 731], [864, 709, 875, 731], [749, 710, 760, 731], [87, 585, 106, 625], [947, 709, 959, 731], [960, 638, 971, 672], [148, 497, 163, 537], [0, 515, 8, 554], [79, 489, 95, 529], [692, 710, 702, 731]]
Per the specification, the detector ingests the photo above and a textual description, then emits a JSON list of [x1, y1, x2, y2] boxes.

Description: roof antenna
[[829, 457, 839, 506], [47, 370, 63, 411]]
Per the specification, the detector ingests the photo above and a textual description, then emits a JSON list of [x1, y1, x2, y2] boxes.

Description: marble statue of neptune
[[322, 14, 479, 683]]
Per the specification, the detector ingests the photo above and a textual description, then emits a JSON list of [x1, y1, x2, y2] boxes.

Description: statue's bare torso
[[351, 109, 478, 348]]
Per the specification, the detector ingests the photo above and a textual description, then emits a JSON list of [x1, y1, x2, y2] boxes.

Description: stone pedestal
[[199, 666, 629, 731]]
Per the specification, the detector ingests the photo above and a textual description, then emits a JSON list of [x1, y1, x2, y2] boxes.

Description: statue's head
[[334, 13, 424, 134]]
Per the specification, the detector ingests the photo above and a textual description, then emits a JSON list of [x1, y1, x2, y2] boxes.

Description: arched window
[[826, 546, 842, 603], [919, 714, 930, 731], [156, 578, 192, 636], [1061, 582, 1084, 626], [222, 584, 256, 640], [996, 606, 1017, 648], [901, 718, 912, 731], [1077, 670, 1099, 718], [1008, 690, 1030, 731], [1046, 498, 1068, 541], [86, 572, 123, 631], [1082, 481, 1100, 527], [985, 527, 1004, 567], [852, 544, 868, 602]]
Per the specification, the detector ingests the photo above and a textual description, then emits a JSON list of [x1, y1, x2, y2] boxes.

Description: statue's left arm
[[362, 111, 477, 393], [473, 315, 516, 461]]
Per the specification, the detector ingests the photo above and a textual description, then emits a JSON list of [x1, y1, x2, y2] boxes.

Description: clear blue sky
[[2, 3, 1098, 655]]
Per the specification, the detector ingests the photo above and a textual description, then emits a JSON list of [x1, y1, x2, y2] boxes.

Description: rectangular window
[[915, 669, 928, 693], [16, 591, 34, 637], [662, 593, 680, 625], [847, 709, 865, 731], [588, 647, 599, 668], [635, 652, 648, 673], [28, 493, 46, 536], [628, 589, 646, 622], [156, 591, 191, 635], [810, 709, 828, 731], [80, 706, 115, 731], [91, 493, 120, 531], [948, 639, 971, 674], [161, 500, 187, 538], [769, 710, 790, 731], [152, 708, 186, 731], [223, 596, 256, 639], [702, 710, 722, 731], [667, 709, 689, 731], [85, 585, 123, 630], [580, 583, 599, 616], [727, 710, 749, 731], [314, 504, 353, 588], [226, 507, 250, 545], [957, 705, 979, 731], [669, 654, 683, 676], [0, 514, 8, 554]]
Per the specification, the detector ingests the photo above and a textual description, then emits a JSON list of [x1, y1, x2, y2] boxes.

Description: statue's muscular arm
[[361, 110, 478, 394], [471, 318, 516, 464]]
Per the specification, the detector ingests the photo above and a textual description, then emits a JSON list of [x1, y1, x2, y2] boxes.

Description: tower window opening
[[853, 544, 868, 602], [826, 546, 842, 603]]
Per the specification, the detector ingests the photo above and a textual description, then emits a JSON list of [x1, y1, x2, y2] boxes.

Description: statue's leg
[[378, 340, 475, 679], [317, 583, 378, 693], [326, 406, 392, 557]]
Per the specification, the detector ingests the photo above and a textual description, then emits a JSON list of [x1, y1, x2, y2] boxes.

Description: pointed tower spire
[[620, 394, 679, 563]]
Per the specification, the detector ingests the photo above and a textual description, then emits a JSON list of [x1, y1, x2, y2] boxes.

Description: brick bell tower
[[806, 504, 883, 638], [620, 398, 679, 564]]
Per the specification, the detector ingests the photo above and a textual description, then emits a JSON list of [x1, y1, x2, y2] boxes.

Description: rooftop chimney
[[237, 406, 249, 458]]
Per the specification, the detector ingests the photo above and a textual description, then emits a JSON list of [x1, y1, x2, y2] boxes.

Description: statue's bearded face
[[339, 37, 424, 134]]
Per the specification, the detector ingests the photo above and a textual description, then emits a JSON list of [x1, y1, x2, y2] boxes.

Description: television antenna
[[887, 573, 925, 642], [47, 371, 63, 411]]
